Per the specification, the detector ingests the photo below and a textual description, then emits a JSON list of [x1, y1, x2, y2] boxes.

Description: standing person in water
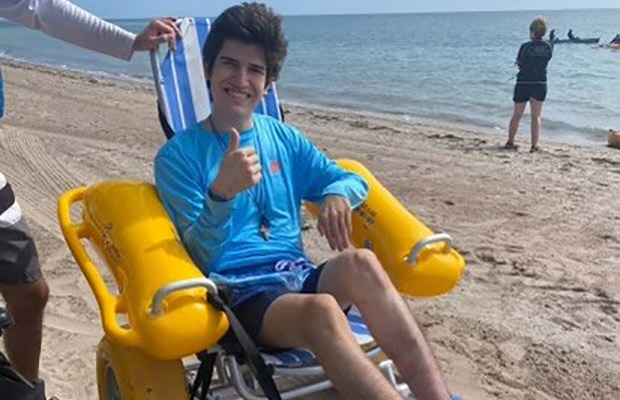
[[505, 16, 553, 152]]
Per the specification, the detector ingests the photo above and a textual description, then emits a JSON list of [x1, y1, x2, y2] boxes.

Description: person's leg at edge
[[0, 278, 49, 381], [317, 249, 451, 400], [508, 101, 527, 146], [530, 98, 544, 151], [259, 292, 404, 400]]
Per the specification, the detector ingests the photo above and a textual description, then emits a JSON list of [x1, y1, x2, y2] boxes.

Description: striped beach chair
[[149, 17, 412, 400]]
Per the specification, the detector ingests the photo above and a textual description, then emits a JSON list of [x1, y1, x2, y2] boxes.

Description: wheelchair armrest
[[306, 159, 465, 297]]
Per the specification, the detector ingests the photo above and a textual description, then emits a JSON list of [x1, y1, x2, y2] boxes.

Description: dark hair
[[203, 2, 288, 83]]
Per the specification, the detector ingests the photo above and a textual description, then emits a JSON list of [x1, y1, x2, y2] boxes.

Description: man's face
[[207, 39, 270, 120]]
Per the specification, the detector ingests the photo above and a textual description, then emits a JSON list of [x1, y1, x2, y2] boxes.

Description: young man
[[0, 1, 179, 398], [155, 4, 452, 400]]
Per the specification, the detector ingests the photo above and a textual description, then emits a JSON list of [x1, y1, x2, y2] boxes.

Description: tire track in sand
[[1, 126, 79, 234], [0, 155, 59, 234], [5, 127, 82, 195]]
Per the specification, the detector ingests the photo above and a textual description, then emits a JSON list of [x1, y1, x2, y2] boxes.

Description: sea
[[1, 8, 619, 145]]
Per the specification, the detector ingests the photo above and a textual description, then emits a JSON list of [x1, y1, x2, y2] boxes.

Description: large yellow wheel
[[96, 337, 189, 400]]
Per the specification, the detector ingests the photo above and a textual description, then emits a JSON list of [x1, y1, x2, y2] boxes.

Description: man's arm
[[290, 128, 368, 207], [0, 0, 179, 60], [288, 126, 369, 251], [154, 146, 236, 270]]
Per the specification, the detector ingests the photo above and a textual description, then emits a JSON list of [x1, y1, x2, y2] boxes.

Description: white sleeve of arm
[[0, 0, 137, 61]]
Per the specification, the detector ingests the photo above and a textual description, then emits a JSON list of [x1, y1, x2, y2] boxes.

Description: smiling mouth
[[224, 87, 251, 99]]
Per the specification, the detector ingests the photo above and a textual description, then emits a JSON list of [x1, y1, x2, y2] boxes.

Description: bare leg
[[508, 101, 527, 145], [1, 278, 49, 381], [317, 249, 451, 400], [260, 293, 403, 400], [529, 98, 544, 150]]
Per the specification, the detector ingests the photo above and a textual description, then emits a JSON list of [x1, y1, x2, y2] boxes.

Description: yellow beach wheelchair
[[56, 16, 465, 400], [57, 158, 464, 400]]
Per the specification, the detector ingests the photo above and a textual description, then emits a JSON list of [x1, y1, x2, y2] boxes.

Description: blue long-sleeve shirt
[[155, 114, 368, 292]]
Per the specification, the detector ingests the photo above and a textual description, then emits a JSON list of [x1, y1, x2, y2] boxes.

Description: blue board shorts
[[221, 260, 327, 345]]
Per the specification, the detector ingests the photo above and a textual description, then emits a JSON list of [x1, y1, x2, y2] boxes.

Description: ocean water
[[1, 9, 619, 145]]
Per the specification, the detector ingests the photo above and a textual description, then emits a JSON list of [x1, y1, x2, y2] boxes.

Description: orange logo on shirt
[[270, 159, 281, 175]]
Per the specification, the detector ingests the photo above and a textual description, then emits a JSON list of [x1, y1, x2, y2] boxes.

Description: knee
[[329, 249, 390, 302], [7, 280, 49, 320], [301, 294, 350, 347], [338, 248, 379, 270], [347, 249, 388, 286]]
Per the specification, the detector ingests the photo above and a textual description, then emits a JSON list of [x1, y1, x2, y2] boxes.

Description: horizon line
[[101, 6, 620, 20]]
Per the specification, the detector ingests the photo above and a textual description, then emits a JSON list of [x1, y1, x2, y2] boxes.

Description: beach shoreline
[[1, 56, 508, 143], [3, 55, 612, 148], [1, 59, 619, 400]]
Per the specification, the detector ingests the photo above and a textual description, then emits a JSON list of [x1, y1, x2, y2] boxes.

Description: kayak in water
[[552, 37, 600, 44]]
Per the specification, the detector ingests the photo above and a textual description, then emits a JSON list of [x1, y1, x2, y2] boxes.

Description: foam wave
[[0, 55, 151, 84]]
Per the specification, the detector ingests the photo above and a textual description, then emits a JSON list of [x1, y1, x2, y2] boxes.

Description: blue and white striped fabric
[[150, 17, 282, 135], [260, 308, 377, 368]]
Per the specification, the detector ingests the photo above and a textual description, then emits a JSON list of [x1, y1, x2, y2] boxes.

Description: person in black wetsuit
[[549, 29, 556, 42], [505, 16, 553, 152], [567, 29, 576, 40]]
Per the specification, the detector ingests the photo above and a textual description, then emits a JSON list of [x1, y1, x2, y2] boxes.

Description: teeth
[[225, 88, 249, 99]]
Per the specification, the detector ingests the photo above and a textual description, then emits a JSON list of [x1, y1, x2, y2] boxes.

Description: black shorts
[[513, 82, 547, 103], [0, 218, 42, 285], [224, 262, 327, 345]]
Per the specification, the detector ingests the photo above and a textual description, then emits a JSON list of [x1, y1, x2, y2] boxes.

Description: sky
[[74, 0, 620, 19]]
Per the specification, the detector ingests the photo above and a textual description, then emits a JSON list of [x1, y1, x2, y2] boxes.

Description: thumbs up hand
[[210, 128, 262, 201], [227, 126, 240, 153]]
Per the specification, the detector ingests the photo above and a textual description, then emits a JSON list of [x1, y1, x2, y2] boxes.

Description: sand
[[0, 59, 619, 400]]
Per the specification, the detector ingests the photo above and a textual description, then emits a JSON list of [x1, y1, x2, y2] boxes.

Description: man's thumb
[[228, 128, 240, 152]]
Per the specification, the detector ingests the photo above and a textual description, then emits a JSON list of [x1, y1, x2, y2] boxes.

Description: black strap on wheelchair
[[200, 292, 282, 400], [189, 351, 216, 400]]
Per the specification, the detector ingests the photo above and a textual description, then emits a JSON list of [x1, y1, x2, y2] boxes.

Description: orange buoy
[[608, 129, 620, 149]]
